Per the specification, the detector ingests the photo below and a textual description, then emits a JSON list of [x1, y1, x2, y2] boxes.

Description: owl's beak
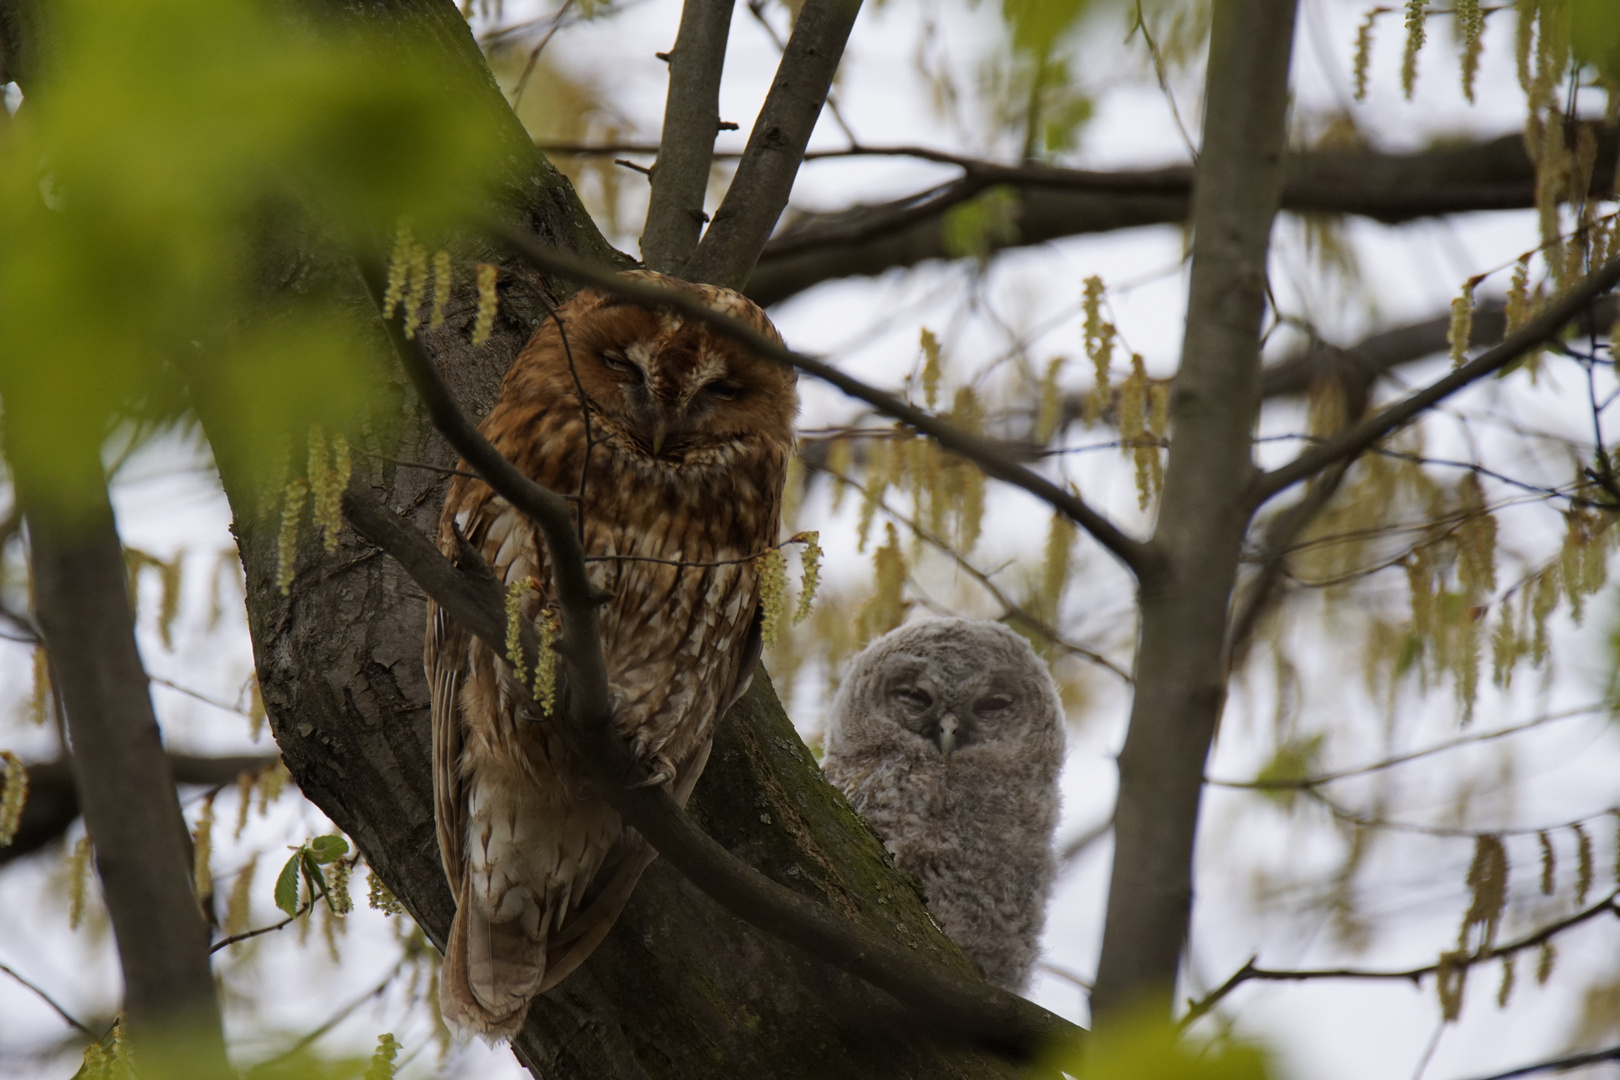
[[936, 714, 958, 757], [650, 418, 669, 457]]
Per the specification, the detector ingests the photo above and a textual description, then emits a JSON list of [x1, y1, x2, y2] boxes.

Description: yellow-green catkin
[[504, 579, 535, 687], [430, 250, 453, 331], [949, 388, 986, 553], [1400, 0, 1426, 99], [29, 647, 50, 726], [533, 608, 560, 717], [1537, 114, 1570, 266], [225, 856, 257, 936], [368, 864, 406, 915], [1458, 834, 1509, 953], [1497, 954, 1516, 1009], [793, 532, 822, 625], [825, 438, 854, 513], [758, 548, 789, 648], [68, 835, 91, 929], [257, 762, 287, 814], [1515, 0, 1536, 94], [1458, 0, 1483, 102], [365, 1034, 401, 1080], [1121, 354, 1153, 509], [1040, 511, 1074, 624], [1082, 276, 1113, 423], [1352, 9, 1378, 101], [328, 858, 354, 916], [473, 263, 499, 345], [247, 676, 267, 743], [919, 328, 943, 410], [383, 221, 414, 319], [277, 477, 309, 596], [402, 241, 430, 339], [860, 523, 908, 645], [1505, 256, 1531, 333], [0, 751, 26, 847], [192, 797, 215, 902], [1448, 278, 1478, 368], [1574, 821, 1594, 904], [1035, 357, 1066, 445], [1536, 940, 1556, 985], [856, 435, 895, 552]]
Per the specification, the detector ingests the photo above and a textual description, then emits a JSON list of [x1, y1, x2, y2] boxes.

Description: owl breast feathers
[[425, 271, 797, 1038], [821, 619, 1064, 992]]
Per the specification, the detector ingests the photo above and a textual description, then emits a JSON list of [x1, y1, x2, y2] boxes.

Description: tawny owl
[[424, 270, 797, 1037], [821, 619, 1063, 992]]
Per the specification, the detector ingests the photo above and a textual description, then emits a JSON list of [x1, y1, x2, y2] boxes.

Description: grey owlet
[[822, 618, 1064, 991]]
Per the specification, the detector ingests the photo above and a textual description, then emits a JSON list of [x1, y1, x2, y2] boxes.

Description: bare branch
[[0, 959, 94, 1036], [348, 281, 1081, 1057], [744, 126, 1620, 305], [639, 0, 735, 272], [1462, 1042, 1620, 1080], [682, 0, 864, 288], [1182, 889, 1620, 1027], [491, 224, 1159, 579], [1253, 254, 1620, 506], [208, 901, 311, 953]]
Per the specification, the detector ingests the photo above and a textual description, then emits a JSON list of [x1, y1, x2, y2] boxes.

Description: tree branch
[[11, 436, 228, 1066], [682, 0, 864, 288], [0, 959, 94, 1036], [491, 223, 1158, 579], [0, 754, 279, 871], [639, 0, 735, 273], [342, 295, 1082, 1056], [743, 126, 1620, 305], [1253, 253, 1620, 506], [1462, 1042, 1620, 1080], [1090, 0, 1298, 1021], [1181, 889, 1620, 1027]]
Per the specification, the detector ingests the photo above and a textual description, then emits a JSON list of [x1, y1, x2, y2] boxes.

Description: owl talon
[[628, 755, 676, 789]]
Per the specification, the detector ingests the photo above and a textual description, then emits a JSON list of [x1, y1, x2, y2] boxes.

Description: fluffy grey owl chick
[[822, 618, 1063, 992]]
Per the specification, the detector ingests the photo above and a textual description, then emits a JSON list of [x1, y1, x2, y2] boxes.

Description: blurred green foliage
[[0, 0, 507, 511], [1040, 1008, 1276, 1080], [1572, 0, 1620, 79]]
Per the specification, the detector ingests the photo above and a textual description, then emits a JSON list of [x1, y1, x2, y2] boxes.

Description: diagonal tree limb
[[639, 0, 736, 273], [682, 0, 864, 289], [491, 223, 1159, 580], [1462, 1042, 1620, 1080], [337, 308, 1082, 1058], [1253, 254, 1620, 507]]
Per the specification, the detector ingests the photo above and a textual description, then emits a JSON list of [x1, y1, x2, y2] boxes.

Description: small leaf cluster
[[274, 834, 352, 919]]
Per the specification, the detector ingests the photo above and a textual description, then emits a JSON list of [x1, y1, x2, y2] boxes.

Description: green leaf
[[273, 852, 303, 917], [302, 851, 335, 909], [1041, 1005, 1274, 1080], [306, 834, 350, 865], [1254, 733, 1326, 807], [942, 186, 1021, 261]]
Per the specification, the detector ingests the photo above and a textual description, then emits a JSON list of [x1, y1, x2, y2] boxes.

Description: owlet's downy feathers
[[822, 619, 1064, 992], [425, 271, 797, 1037]]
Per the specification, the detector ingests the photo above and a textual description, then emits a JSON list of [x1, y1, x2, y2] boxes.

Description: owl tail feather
[[441, 878, 545, 1041]]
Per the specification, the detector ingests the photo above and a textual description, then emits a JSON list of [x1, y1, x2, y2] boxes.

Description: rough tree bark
[[195, 1, 1021, 1076], [1089, 0, 1299, 1019]]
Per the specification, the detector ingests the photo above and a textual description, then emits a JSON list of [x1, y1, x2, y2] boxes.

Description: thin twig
[[208, 901, 311, 953], [0, 960, 95, 1036], [490, 224, 1161, 581], [1207, 703, 1605, 791], [1182, 889, 1620, 1026], [1254, 254, 1620, 504], [1461, 1042, 1620, 1080]]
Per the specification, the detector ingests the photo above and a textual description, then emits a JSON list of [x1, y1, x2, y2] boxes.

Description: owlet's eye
[[974, 694, 1013, 716], [894, 687, 933, 711], [705, 381, 743, 402], [601, 349, 641, 380]]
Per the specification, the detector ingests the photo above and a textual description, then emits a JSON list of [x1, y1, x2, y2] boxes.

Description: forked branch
[[491, 224, 1160, 580], [681, 0, 864, 288], [348, 273, 1081, 1060]]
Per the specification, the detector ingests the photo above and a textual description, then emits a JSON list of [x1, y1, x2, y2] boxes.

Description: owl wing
[[425, 598, 468, 898]]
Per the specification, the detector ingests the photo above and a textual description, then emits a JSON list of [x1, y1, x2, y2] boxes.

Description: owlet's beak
[[936, 714, 959, 757], [650, 418, 669, 457]]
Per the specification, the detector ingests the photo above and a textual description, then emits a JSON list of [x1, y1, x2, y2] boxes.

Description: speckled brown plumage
[[425, 271, 797, 1037]]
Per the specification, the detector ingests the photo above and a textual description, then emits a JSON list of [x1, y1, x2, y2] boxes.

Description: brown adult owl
[[424, 270, 797, 1038]]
